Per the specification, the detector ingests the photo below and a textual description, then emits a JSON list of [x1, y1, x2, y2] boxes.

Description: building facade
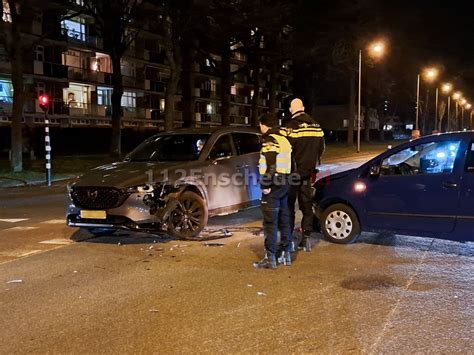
[[1, 0, 292, 134]]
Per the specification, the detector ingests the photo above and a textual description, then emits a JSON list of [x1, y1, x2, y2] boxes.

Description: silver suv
[[67, 127, 262, 239]]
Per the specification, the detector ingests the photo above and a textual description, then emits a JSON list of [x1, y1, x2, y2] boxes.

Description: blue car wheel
[[321, 203, 360, 244]]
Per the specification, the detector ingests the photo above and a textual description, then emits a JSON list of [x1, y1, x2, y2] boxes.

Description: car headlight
[[125, 184, 155, 194]]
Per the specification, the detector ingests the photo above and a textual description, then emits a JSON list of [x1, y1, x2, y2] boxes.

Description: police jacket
[[259, 127, 292, 189], [283, 111, 325, 179]]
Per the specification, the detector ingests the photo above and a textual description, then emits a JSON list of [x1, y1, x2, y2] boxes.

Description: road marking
[[41, 219, 65, 225], [0, 249, 42, 258], [39, 238, 73, 245], [4, 226, 39, 232], [0, 219, 28, 223]]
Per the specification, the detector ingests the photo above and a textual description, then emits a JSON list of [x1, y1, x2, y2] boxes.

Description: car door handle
[[442, 181, 459, 189], [236, 164, 249, 169]]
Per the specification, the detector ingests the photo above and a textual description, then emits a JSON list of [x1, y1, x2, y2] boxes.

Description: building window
[[205, 59, 211, 67], [206, 103, 215, 114], [61, 18, 86, 41], [231, 85, 237, 95], [2, 0, 11, 23], [121, 91, 136, 108], [210, 79, 216, 92], [64, 83, 91, 109], [97, 87, 112, 106], [35, 46, 44, 62], [0, 79, 13, 103], [160, 99, 165, 112]]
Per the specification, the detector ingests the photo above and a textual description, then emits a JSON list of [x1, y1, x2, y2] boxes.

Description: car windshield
[[126, 134, 211, 162]]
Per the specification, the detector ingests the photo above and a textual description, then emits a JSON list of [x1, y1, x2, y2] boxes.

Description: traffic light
[[39, 94, 49, 112]]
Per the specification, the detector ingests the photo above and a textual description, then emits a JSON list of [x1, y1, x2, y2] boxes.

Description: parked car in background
[[314, 132, 474, 243], [67, 127, 262, 239]]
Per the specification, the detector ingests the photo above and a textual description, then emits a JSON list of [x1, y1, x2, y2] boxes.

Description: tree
[[161, 0, 201, 131], [1, 0, 76, 172], [292, 0, 380, 145], [83, 0, 145, 157], [237, 0, 293, 127]]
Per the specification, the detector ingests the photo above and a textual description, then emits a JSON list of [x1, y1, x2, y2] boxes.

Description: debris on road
[[149, 246, 154, 250], [247, 284, 253, 287], [237, 242, 241, 248], [149, 309, 159, 313], [204, 242, 226, 247], [117, 242, 122, 246], [6, 279, 23, 284], [257, 291, 267, 296]]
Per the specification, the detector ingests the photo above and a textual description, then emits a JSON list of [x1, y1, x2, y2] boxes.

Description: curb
[[0, 175, 75, 189]]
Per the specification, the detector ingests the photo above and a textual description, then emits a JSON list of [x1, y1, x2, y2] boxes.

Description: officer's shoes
[[277, 251, 292, 266], [297, 237, 312, 252], [253, 253, 277, 269]]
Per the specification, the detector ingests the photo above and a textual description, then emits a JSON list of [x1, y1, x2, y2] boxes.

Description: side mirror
[[369, 165, 381, 176]]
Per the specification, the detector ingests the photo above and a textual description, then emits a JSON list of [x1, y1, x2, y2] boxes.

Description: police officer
[[253, 114, 293, 269], [284, 98, 325, 252]]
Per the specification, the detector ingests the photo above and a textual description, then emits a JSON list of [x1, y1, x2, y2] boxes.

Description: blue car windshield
[[382, 141, 461, 175], [126, 134, 211, 162]]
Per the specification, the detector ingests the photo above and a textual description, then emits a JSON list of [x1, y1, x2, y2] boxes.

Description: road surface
[[0, 157, 472, 353]]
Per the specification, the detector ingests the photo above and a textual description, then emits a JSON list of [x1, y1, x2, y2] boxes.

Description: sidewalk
[[0, 140, 403, 188]]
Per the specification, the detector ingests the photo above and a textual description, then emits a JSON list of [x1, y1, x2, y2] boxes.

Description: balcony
[[60, 28, 102, 48], [43, 63, 68, 79], [68, 67, 106, 83], [148, 51, 167, 65]]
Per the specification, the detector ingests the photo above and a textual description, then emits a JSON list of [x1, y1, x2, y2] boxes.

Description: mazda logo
[[87, 190, 99, 200]]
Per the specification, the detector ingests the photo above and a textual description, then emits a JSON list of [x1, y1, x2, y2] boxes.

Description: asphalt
[[0, 157, 472, 353]]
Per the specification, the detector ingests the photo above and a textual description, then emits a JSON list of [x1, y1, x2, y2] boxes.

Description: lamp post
[[414, 67, 439, 137], [465, 103, 472, 130], [435, 86, 439, 132], [441, 83, 452, 131], [453, 92, 462, 131], [460, 98, 467, 130], [357, 40, 385, 153]]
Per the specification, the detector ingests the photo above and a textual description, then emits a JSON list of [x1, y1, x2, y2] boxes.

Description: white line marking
[[0, 250, 42, 258], [39, 239, 73, 245], [41, 219, 65, 225], [4, 227, 39, 232], [0, 219, 28, 223]]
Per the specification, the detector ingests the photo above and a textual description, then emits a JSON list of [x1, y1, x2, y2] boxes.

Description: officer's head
[[289, 98, 305, 116], [259, 113, 279, 134]]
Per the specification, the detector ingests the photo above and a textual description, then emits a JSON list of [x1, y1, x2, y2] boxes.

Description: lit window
[[0, 79, 13, 103], [160, 99, 165, 112], [97, 87, 112, 106], [231, 85, 237, 95], [121, 91, 136, 108], [2, 0, 11, 23], [61, 18, 86, 41]]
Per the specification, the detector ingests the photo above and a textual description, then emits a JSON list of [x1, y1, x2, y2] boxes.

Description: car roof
[[155, 126, 259, 135], [410, 131, 474, 144]]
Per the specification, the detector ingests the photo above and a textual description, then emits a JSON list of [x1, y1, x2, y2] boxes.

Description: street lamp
[[453, 92, 462, 131], [357, 40, 386, 153], [441, 83, 453, 131], [460, 99, 468, 130], [415, 67, 439, 137]]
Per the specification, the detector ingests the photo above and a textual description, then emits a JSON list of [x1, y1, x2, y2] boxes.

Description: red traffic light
[[39, 94, 49, 112]]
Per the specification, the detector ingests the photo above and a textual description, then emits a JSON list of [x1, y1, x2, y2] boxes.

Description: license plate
[[80, 210, 107, 219]]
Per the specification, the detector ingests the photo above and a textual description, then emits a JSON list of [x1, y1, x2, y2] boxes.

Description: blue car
[[314, 132, 474, 243]]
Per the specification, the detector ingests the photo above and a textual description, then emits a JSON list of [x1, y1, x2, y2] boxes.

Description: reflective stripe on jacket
[[259, 133, 292, 175]]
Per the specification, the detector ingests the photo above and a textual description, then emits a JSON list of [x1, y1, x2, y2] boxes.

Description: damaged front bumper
[[66, 184, 186, 233]]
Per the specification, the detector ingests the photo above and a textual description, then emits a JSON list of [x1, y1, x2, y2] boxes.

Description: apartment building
[[1, 0, 292, 134]]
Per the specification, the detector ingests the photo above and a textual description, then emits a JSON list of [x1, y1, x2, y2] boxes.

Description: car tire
[[168, 191, 208, 240], [86, 228, 118, 237], [321, 203, 360, 244]]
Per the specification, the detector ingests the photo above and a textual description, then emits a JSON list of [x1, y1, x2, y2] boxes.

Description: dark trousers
[[261, 184, 291, 255], [288, 178, 313, 236]]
